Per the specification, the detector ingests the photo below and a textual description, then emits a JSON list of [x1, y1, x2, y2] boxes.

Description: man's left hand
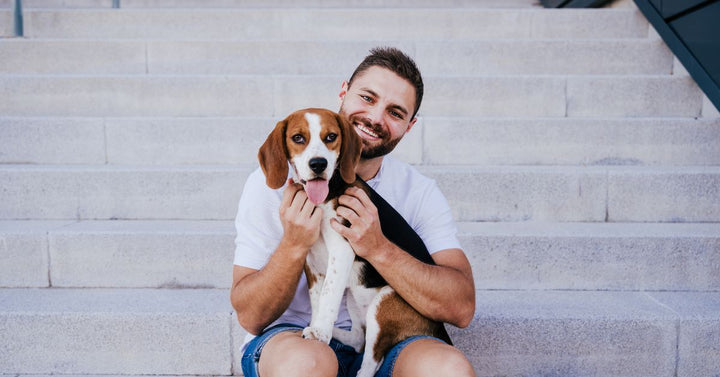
[[329, 186, 389, 260]]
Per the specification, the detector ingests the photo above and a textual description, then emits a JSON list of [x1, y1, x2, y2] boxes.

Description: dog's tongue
[[305, 179, 329, 205]]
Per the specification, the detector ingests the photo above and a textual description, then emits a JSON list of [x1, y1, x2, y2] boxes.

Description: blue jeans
[[241, 324, 445, 377]]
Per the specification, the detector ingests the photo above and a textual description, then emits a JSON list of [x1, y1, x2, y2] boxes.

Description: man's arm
[[330, 187, 475, 328], [231, 181, 323, 335]]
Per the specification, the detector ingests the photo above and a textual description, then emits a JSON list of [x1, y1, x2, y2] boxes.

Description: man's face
[[339, 66, 418, 159]]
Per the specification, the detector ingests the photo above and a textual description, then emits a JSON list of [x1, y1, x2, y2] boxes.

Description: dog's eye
[[291, 134, 306, 144], [324, 133, 338, 143]]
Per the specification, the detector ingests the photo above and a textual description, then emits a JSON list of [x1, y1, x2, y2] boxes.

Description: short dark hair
[[347, 47, 424, 119]]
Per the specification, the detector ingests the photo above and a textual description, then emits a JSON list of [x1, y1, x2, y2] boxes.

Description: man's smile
[[354, 122, 381, 140]]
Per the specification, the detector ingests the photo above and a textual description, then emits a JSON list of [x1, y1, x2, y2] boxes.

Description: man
[[231, 47, 476, 377]]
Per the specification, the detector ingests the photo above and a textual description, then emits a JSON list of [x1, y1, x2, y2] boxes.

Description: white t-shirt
[[233, 155, 462, 348]]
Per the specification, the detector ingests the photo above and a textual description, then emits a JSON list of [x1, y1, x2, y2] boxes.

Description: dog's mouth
[[301, 177, 329, 205]]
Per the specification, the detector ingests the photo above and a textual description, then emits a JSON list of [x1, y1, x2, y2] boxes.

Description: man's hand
[[278, 179, 323, 256], [330, 186, 389, 260]]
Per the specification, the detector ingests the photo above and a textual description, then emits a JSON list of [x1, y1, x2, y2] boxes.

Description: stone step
[[0, 0, 540, 8], [2, 220, 718, 291], [2, 116, 719, 166], [0, 288, 717, 376], [13, 8, 648, 40], [1, 165, 719, 222], [0, 8, 10, 36], [0, 75, 703, 117], [0, 39, 673, 75]]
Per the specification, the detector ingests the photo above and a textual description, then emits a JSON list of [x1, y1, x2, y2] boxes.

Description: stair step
[[0, 288, 235, 375], [0, 75, 703, 117], [2, 220, 718, 291], [1, 165, 718, 222], [423, 117, 720, 166], [2, 0, 539, 8], [455, 290, 720, 377], [17, 8, 648, 40], [0, 9, 11, 37], [0, 39, 673, 75], [3, 116, 719, 166], [1, 288, 717, 376]]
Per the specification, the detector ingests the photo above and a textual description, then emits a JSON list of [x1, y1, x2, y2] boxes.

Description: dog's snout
[[309, 157, 328, 174]]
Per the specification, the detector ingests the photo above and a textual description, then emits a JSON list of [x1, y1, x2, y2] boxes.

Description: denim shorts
[[240, 323, 445, 377]]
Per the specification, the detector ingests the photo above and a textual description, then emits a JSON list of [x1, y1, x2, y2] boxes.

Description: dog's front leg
[[303, 218, 355, 344]]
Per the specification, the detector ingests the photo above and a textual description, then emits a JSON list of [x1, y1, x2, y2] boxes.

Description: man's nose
[[366, 105, 384, 127]]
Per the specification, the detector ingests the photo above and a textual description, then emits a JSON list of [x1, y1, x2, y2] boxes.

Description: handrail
[[13, 0, 22, 37], [634, 0, 720, 114]]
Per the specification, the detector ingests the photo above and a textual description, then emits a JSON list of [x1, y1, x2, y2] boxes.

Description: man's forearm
[[231, 243, 308, 335], [367, 243, 475, 328]]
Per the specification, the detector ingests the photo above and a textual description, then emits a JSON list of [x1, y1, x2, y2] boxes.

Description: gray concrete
[[20, 8, 647, 40], [48, 220, 235, 288], [423, 117, 720, 166], [453, 291, 679, 377], [608, 167, 720, 222], [0, 288, 233, 375], [0, 221, 74, 287], [460, 222, 720, 290], [0, 165, 252, 220], [0, 117, 106, 164]]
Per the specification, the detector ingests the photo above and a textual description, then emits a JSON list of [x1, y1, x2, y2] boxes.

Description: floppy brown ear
[[258, 119, 289, 189], [337, 113, 361, 184]]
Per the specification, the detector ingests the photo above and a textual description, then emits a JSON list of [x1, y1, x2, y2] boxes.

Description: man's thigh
[[384, 337, 476, 377]]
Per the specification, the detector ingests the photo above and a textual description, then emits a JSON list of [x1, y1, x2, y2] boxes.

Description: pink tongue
[[305, 179, 329, 205]]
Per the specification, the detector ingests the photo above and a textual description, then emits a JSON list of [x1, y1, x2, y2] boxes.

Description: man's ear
[[338, 81, 349, 107], [337, 112, 361, 184], [405, 116, 419, 135], [258, 119, 289, 189]]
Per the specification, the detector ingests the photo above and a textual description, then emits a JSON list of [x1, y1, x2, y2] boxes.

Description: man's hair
[[347, 47, 424, 119]]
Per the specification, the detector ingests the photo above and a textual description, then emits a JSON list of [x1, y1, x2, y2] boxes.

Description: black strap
[[356, 178, 435, 266], [355, 177, 452, 344]]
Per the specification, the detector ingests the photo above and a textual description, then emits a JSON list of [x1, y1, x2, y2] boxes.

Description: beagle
[[258, 108, 449, 376]]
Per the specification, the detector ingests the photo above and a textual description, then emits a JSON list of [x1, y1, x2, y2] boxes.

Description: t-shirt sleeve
[[233, 168, 284, 270], [413, 180, 463, 255]]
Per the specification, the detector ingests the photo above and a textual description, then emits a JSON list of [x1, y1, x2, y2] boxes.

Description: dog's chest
[[305, 202, 348, 277]]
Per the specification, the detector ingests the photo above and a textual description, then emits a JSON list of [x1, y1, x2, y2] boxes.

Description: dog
[[258, 108, 450, 377]]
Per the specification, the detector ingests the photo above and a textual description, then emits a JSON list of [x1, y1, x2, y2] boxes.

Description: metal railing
[[12, 0, 121, 37], [13, 0, 22, 36]]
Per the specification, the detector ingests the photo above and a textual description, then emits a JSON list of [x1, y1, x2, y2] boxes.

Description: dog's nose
[[309, 158, 327, 174]]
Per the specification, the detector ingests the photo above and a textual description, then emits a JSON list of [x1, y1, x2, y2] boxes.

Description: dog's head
[[258, 108, 362, 204]]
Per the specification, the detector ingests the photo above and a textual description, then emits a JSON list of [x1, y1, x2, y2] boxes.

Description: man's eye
[[361, 95, 372, 102], [325, 133, 338, 143], [292, 135, 306, 144]]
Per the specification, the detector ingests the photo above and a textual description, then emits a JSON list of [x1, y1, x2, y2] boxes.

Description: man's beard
[[360, 136, 402, 159], [345, 113, 403, 159]]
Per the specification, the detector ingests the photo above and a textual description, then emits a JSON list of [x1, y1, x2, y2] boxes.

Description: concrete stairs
[[1, 0, 719, 376]]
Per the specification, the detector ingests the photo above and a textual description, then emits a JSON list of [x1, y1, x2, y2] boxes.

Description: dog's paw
[[302, 326, 332, 344]]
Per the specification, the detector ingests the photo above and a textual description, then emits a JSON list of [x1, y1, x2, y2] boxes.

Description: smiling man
[[231, 47, 476, 377]]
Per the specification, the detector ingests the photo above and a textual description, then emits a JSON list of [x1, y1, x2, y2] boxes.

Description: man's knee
[[259, 333, 338, 377], [393, 339, 475, 377]]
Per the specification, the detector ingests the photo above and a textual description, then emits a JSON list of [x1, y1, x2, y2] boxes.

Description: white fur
[[291, 112, 338, 183], [303, 202, 356, 343]]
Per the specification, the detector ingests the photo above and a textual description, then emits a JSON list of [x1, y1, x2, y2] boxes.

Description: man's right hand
[[277, 179, 323, 256]]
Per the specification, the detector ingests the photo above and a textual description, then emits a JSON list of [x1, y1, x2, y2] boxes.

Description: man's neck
[[356, 156, 384, 182]]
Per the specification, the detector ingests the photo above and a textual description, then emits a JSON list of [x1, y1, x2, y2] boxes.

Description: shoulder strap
[[356, 178, 435, 266], [356, 177, 452, 344]]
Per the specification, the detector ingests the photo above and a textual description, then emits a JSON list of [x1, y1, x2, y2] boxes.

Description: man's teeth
[[356, 123, 379, 138]]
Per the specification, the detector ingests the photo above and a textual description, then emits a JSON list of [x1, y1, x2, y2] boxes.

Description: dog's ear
[[337, 112, 361, 184], [258, 118, 289, 189]]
